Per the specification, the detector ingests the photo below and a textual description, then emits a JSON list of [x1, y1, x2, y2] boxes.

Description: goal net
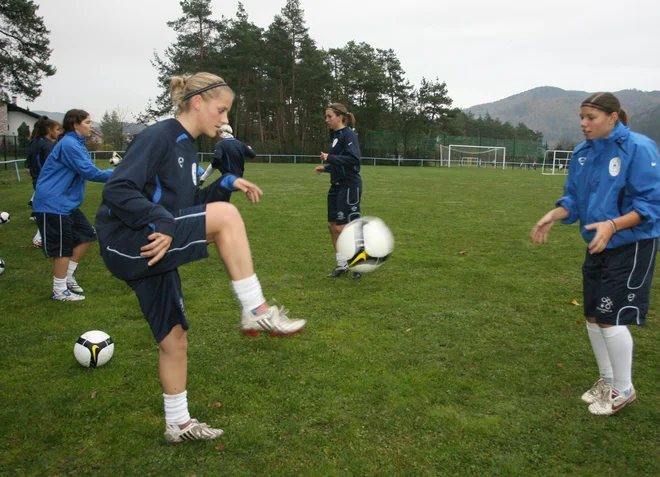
[[447, 145, 506, 169], [542, 150, 572, 175]]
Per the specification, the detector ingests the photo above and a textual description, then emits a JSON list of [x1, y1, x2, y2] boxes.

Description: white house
[[1, 98, 41, 137]]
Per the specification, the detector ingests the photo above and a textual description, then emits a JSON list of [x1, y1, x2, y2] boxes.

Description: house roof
[[7, 103, 42, 119]]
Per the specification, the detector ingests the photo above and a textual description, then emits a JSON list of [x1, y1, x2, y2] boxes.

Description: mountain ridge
[[464, 87, 660, 147]]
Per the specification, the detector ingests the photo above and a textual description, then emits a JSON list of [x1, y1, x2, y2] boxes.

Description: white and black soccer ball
[[0, 258, 5, 275], [109, 152, 123, 166], [336, 216, 394, 273], [74, 330, 115, 368], [0, 211, 10, 224]]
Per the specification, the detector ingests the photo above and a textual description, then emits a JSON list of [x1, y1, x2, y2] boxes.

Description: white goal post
[[447, 145, 506, 169], [542, 150, 572, 175]]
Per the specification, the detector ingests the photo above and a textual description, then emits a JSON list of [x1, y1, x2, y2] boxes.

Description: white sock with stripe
[[53, 276, 67, 294], [601, 325, 634, 394], [163, 390, 191, 426], [231, 274, 267, 314], [586, 322, 613, 382], [67, 260, 78, 279], [336, 253, 347, 268]]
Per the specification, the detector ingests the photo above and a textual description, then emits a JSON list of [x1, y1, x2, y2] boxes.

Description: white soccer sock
[[67, 260, 78, 279], [336, 252, 347, 268], [200, 164, 215, 183], [163, 390, 191, 426], [231, 274, 267, 313], [53, 276, 67, 294], [601, 326, 634, 394], [586, 322, 613, 381]]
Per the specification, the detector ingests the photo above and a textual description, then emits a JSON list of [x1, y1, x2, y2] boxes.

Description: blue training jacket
[[212, 137, 256, 178], [96, 119, 239, 242], [32, 132, 113, 215], [556, 122, 660, 248], [323, 126, 362, 185]]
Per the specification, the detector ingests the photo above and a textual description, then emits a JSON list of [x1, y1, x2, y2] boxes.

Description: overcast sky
[[29, 0, 660, 122]]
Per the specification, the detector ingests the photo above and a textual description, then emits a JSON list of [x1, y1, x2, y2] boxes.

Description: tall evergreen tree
[[0, 0, 55, 101], [140, 0, 223, 121], [100, 109, 126, 149]]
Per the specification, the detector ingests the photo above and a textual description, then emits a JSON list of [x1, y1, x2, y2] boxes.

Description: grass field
[[1, 164, 659, 476]]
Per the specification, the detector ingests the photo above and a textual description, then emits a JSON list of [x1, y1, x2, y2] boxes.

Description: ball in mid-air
[[336, 216, 394, 273]]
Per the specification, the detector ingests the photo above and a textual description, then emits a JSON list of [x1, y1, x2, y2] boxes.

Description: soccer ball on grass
[[74, 330, 115, 368]]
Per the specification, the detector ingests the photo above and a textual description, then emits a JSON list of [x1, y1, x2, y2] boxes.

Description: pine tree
[[0, 0, 55, 101]]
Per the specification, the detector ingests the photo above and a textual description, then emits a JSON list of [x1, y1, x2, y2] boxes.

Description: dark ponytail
[[30, 116, 60, 140], [581, 92, 628, 126]]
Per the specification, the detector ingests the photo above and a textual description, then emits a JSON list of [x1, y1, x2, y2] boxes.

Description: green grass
[[1, 164, 660, 476]]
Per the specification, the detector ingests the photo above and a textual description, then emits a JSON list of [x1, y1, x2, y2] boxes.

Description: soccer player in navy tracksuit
[[315, 103, 363, 280], [532, 92, 660, 416], [198, 124, 256, 201], [32, 109, 113, 301], [26, 116, 62, 247], [95, 72, 305, 444]]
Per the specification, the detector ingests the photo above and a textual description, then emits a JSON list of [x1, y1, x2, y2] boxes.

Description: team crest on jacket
[[191, 163, 197, 185], [578, 157, 586, 165], [609, 157, 621, 177]]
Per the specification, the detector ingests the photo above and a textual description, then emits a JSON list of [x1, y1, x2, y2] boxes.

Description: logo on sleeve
[[332, 138, 338, 148], [178, 157, 185, 168], [191, 163, 198, 185], [609, 157, 621, 177]]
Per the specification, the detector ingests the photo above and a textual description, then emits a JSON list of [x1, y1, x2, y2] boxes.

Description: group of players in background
[[23, 72, 660, 441]]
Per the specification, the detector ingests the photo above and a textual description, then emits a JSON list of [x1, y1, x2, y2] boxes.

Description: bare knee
[[206, 201, 243, 237], [159, 326, 188, 356]]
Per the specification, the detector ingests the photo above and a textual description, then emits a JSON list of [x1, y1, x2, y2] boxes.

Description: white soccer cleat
[[588, 386, 637, 416], [66, 277, 84, 294], [52, 289, 85, 302], [164, 419, 224, 443], [581, 378, 612, 404], [241, 305, 306, 337]]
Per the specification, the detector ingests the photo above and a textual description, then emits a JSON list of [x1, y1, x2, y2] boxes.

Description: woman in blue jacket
[[33, 109, 113, 301], [531, 92, 660, 416], [96, 72, 305, 443], [315, 103, 363, 280]]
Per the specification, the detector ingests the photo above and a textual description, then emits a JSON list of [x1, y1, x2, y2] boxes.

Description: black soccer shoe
[[350, 272, 363, 280], [327, 266, 349, 278]]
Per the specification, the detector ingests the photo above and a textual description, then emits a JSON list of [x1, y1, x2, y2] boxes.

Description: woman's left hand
[[584, 221, 615, 254], [233, 177, 263, 204]]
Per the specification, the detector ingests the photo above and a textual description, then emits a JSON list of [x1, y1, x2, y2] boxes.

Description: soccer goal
[[447, 145, 506, 169], [541, 150, 572, 175]]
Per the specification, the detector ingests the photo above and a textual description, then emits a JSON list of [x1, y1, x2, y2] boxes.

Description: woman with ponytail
[[315, 103, 364, 280], [532, 92, 660, 416], [95, 72, 305, 443], [26, 116, 62, 246]]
